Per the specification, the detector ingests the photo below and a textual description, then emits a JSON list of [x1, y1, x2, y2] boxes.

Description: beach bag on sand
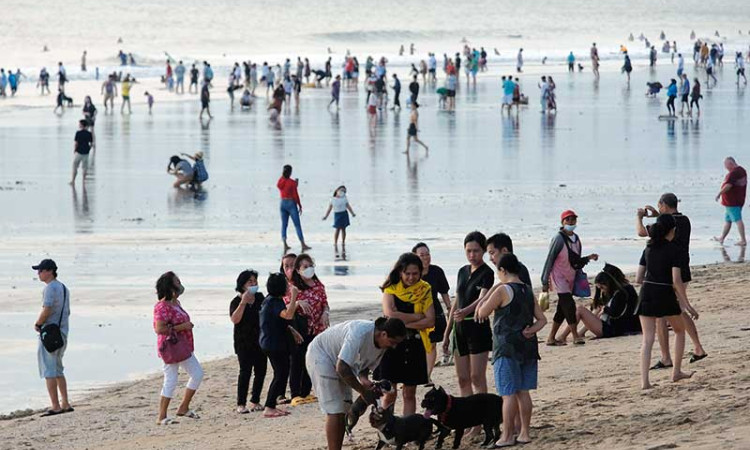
[[572, 270, 591, 298], [41, 285, 67, 353], [159, 327, 192, 364]]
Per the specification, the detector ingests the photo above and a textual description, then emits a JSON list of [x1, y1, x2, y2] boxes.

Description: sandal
[[176, 410, 200, 419], [573, 338, 586, 346], [40, 409, 63, 417], [276, 396, 291, 405], [689, 352, 708, 364], [650, 360, 673, 370], [62, 407, 75, 413], [250, 404, 264, 412], [263, 409, 289, 418], [236, 406, 250, 414], [545, 340, 567, 347], [158, 417, 177, 425]]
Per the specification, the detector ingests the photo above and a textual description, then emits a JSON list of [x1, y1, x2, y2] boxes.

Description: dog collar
[[439, 395, 453, 424]]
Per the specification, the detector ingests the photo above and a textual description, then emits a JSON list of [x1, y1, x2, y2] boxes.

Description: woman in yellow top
[[120, 75, 134, 114], [377, 252, 435, 415]]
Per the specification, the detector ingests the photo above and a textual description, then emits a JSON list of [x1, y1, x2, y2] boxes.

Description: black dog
[[345, 380, 395, 437], [369, 405, 451, 450], [421, 385, 502, 449]]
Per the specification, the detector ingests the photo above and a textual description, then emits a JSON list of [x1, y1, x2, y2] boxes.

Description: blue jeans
[[280, 199, 304, 243]]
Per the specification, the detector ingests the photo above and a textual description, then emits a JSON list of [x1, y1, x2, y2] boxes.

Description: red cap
[[560, 210, 578, 222]]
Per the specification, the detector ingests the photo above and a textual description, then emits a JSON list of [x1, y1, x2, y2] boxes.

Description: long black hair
[[380, 253, 423, 291], [647, 214, 676, 247], [282, 164, 293, 179], [593, 263, 629, 308]]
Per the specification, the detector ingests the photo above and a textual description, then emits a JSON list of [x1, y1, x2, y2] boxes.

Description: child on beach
[[322, 186, 356, 258], [144, 91, 154, 114]]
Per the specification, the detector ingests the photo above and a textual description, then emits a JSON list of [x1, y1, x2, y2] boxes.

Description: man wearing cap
[[32, 259, 73, 416], [636, 194, 708, 369], [541, 210, 598, 346]]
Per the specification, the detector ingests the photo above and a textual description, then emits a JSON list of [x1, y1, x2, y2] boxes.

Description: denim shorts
[[725, 206, 743, 223], [493, 356, 537, 396], [38, 334, 67, 378]]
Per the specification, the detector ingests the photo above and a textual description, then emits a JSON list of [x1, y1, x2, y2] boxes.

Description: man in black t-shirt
[[636, 193, 708, 369], [70, 120, 93, 185], [487, 233, 532, 288]]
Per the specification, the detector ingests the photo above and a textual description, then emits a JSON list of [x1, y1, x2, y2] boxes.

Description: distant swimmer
[[117, 37, 123, 44], [399, 45, 404, 56], [542, 56, 547, 65], [43, 44, 49, 52], [714, 30, 720, 37], [327, 47, 332, 54], [639, 32, 645, 41]]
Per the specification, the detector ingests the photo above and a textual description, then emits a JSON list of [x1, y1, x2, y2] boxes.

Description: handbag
[[572, 270, 591, 298], [40, 284, 67, 353], [158, 305, 192, 364]]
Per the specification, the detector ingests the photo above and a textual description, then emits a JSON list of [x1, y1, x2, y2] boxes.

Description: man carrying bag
[[32, 259, 74, 417]]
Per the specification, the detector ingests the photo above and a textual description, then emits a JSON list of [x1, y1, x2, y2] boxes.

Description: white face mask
[[337, 189, 346, 197], [563, 224, 577, 232], [302, 267, 316, 279], [247, 285, 259, 294]]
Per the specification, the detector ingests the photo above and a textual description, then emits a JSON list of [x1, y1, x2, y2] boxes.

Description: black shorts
[[553, 293, 577, 325], [408, 124, 417, 137], [447, 90, 456, 98], [429, 314, 447, 343], [453, 319, 492, 356], [681, 94, 689, 103]]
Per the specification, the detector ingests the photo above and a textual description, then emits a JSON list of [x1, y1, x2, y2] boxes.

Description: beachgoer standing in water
[[153, 272, 204, 424], [322, 186, 356, 258], [516, 48, 524, 72], [70, 120, 93, 185], [679, 74, 690, 116], [591, 43, 600, 77], [715, 157, 747, 246], [689, 78, 701, 117], [665, 79, 677, 116], [101, 75, 117, 111], [328, 75, 340, 110], [120, 75, 133, 114], [33, 259, 73, 417], [391, 74, 401, 110], [541, 210, 599, 346], [200, 82, 212, 119], [538, 76, 549, 114], [404, 102, 428, 153], [278, 165, 312, 252], [635, 215, 698, 389]]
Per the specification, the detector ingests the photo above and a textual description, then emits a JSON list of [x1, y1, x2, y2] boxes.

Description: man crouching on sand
[[306, 317, 406, 450]]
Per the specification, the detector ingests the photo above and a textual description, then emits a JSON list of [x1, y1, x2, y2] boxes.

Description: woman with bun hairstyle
[[636, 214, 699, 390]]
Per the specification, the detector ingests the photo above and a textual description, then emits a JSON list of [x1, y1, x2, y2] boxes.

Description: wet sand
[[1, 60, 749, 412], [1, 262, 748, 450]]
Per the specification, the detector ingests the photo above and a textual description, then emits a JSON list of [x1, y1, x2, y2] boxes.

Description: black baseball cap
[[32, 259, 57, 271]]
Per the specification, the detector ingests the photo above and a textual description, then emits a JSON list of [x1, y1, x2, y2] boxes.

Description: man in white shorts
[[307, 317, 406, 450]]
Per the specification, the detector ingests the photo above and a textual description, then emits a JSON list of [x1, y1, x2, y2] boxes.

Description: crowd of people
[[32, 153, 750, 446]]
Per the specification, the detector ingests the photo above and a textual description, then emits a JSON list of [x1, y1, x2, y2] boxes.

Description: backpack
[[193, 160, 209, 183]]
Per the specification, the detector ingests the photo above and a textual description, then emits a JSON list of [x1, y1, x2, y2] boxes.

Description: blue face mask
[[248, 285, 259, 294], [563, 224, 577, 232]]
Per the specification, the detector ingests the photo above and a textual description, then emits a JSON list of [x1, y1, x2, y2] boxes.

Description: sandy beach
[[1, 262, 748, 450]]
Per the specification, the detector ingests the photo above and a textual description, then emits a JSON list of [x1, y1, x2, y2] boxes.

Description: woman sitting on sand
[[229, 270, 267, 414], [153, 272, 203, 425], [378, 253, 435, 415], [636, 214, 699, 389], [558, 264, 641, 341]]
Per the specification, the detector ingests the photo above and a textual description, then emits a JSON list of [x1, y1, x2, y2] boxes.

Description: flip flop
[[250, 404, 264, 412], [650, 360, 673, 370], [263, 410, 288, 418], [176, 410, 200, 419], [276, 396, 291, 405], [517, 440, 531, 445], [62, 407, 75, 413], [689, 353, 708, 363], [236, 406, 250, 414], [573, 339, 586, 346], [40, 410, 63, 417], [158, 417, 177, 425], [494, 440, 517, 448], [546, 341, 567, 347]]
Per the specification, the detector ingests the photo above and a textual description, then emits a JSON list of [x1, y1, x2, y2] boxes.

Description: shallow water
[[0, 60, 748, 412]]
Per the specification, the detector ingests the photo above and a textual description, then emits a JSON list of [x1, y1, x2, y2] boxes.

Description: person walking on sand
[[678, 74, 690, 116], [260, 272, 302, 418], [476, 253, 547, 447], [189, 64, 199, 93], [541, 210, 599, 346], [391, 73, 401, 111], [307, 318, 406, 450], [689, 78, 702, 117], [153, 271, 204, 425], [736, 52, 747, 85], [199, 81, 212, 119], [665, 79, 677, 116], [538, 76, 549, 114], [33, 259, 73, 417], [175, 60, 186, 94], [230, 270, 268, 414], [377, 253, 435, 415], [635, 214, 699, 390], [69, 120, 93, 185], [636, 193, 707, 370], [623, 52, 633, 83], [404, 102, 428, 153], [715, 157, 748, 246], [322, 186, 356, 258], [516, 48, 524, 73], [591, 43, 600, 77], [278, 165, 312, 252], [120, 75, 134, 114]]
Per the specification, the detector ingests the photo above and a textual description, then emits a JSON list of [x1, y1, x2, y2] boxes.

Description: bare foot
[[713, 236, 725, 245], [672, 371, 695, 382], [302, 244, 312, 251], [641, 383, 654, 390], [736, 241, 747, 247]]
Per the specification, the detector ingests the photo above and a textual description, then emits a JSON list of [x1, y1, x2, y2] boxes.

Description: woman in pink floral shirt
[[287, 254, 330, 405], [153, 271, 204, 425]]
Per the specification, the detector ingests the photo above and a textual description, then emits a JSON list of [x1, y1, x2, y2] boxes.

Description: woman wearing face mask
[[288, 254, 329, 405], [541, 210, 599, 346], [378, 253, 435, 415], [153, 272, 203, 425], [636, 214, 699, 390], [230, 270, 267, 413], [322, 185, 357, 258]]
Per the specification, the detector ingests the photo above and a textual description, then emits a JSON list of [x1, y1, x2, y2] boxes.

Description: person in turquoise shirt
[[666, 79, 678, 116]]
